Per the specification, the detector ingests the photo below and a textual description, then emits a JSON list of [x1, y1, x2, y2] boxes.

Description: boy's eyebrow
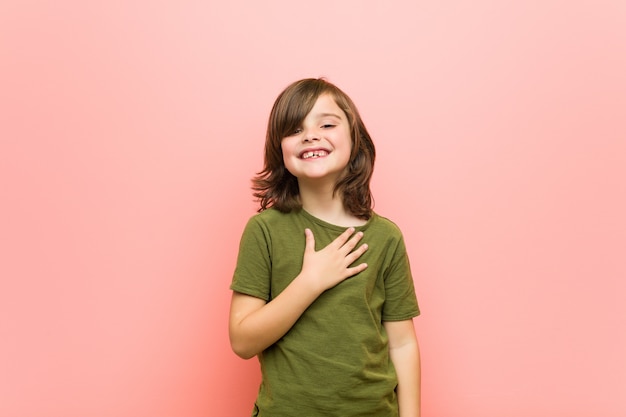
[[315, 112, 343, 120]]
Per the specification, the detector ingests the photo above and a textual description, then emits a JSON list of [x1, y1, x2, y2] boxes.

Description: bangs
[[272, 81, 332, 138]]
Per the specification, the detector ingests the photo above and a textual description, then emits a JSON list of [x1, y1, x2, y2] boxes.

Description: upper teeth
[[302, 150, 328, 159]]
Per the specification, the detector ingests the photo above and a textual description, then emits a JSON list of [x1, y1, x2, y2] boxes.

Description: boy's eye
[[321, 124, 335, 129], [287, 128, 302, 136]]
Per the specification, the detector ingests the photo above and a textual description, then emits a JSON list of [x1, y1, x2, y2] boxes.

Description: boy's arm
[[229, 227, 368, 359], [384, 319, 421, 417], [229, 280, 322, 359]]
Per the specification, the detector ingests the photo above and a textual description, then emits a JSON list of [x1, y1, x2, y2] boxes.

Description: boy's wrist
[[295, 271, 324, 297]]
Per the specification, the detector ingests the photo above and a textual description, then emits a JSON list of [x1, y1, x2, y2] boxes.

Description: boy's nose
[[303, 130, 320, 142]]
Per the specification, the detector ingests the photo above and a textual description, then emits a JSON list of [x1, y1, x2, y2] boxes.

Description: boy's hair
[[252, 78, 376, 220]]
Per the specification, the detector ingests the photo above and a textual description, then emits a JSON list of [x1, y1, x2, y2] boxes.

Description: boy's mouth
[[300, 150, 329, 159]]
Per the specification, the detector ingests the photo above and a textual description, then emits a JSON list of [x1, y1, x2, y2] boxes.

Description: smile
[[301, 150, 329, 159]]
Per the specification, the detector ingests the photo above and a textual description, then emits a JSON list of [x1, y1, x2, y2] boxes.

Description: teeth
[[302, 150, 328, 159]]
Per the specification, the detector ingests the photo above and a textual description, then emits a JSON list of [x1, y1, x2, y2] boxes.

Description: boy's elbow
[[231, 345, 257, 360], [230, 337, 258, 359], [234, 350, 256, 360]]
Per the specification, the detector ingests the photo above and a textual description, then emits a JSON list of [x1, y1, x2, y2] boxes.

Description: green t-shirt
[[231, 208, 420, 417]]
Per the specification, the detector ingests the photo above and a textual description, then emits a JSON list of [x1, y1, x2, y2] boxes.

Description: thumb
[[304, 228, 315, 253]]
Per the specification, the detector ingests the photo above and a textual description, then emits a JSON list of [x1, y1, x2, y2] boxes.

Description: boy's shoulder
[[244, 207, 299, 230], [369, 211, 404, 235]]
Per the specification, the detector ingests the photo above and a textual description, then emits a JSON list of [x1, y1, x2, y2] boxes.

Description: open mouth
[[301, 150, 329, 159]]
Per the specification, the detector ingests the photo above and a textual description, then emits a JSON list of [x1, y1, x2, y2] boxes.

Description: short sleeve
[[381, 235, 420, 321], [230, 217, 272, 301]]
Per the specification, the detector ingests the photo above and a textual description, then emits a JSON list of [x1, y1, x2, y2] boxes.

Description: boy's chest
[[268, 228, 386, 302]]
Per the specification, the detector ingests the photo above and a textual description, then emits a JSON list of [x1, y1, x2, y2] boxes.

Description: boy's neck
[[299, 183, 366, 227]]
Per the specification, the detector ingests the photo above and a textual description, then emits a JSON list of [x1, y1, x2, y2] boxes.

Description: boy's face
[[280, 94, 352, 187]]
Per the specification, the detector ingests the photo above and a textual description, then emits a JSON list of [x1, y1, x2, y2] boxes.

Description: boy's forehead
[[307, 95, 346, 119]]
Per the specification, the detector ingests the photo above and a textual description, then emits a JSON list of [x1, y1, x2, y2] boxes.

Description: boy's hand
[[300, 227, 368, 292]]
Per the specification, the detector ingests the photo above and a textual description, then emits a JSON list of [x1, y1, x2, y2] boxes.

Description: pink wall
[[1, 1, 624, 416]]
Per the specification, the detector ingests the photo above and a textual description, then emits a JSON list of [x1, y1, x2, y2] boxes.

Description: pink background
[[1, 1, 625, 416]]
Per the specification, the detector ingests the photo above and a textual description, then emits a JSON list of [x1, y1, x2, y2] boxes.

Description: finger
[[340, 231, 364, 253], [332, 227, 356, 248], [345, 243, 368, 264], [345, 262, 368, 278], [304, 228, 315, 253]]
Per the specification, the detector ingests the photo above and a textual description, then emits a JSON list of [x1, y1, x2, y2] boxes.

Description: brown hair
[[252, 78, 376, 220]]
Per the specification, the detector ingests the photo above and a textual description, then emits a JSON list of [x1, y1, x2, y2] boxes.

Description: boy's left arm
[[384, 319, 421, 417]]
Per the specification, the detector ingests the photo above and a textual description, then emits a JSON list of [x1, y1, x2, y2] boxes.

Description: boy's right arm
[[229, 227, 368, 359]]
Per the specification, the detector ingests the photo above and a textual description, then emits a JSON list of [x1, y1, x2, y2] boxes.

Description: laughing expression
[[281, 94, 352, 186]]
